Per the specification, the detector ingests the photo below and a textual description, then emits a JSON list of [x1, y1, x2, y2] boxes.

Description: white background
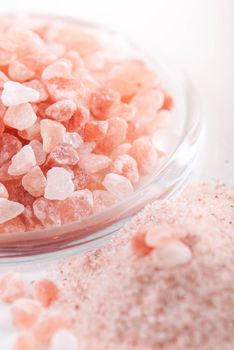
[[1, 0, 234, 183], [0, 1, 234, 348]]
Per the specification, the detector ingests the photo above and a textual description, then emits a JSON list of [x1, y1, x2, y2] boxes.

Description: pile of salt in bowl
[[0, 15, 174, 234], [0, 182, 233, 350]]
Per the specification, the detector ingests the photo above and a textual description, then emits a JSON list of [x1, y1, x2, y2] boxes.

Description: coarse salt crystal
[[0, 198, 24, 224], [41, 119, 66, 153], [102, 173, 134, 199], [8, 145, 36, 176], [152, 240, 192, 269], [33, 278, 59, 307], [45, 167, 74, 200], [4, 103, 37, 131], [22, 166, 46, 197], [11, 298, 42, 329], [64, 132, 83, 148], [1, 81, 40, 106]]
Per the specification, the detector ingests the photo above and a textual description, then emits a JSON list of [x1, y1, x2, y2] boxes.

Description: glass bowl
[[0, 15, 203, 264]]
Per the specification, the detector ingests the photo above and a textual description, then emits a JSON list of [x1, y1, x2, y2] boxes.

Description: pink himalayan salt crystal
[[44, 76, 86, 102], [111, 154, 139, 185], [58, 189, 93, 223], [50, 329, 78, 350], [132, 231, 153, 256], [33, 279, 59, 307], [67, 104, 90, 133], [11, 298, 42, 329], [22, 205, 43, 232], [40, 119, 66, 153], [64, 132, 83, 148], [0, 272, 27, 303], [29, 140, 46, 166], [1, 81, 40, 106], [97, 117, 128, 153], [0, 216, 25, 233], [8, 61, 35, 82], [73, 168, 90, 191], [0, 133, 22, 166], [93, 190, 117, 214], [22, 166, 46, 197], [84, 120, 108, 142], [79, 153, 111, 174], [129, 137, 158, 175], [18, 119, 41, 141], [0, 182, 9, 198], [102, 173, 134, 199], [1, 26, 44, 56], [41, 58, 73, 81], [90, 87, 120, 120], [76, 141, 96, 157], [46, 143, 79, 166], [33, 197, 61, 227], [8, 145, 36, 176], [23, 80, 49, 102], [14, 333, 38, 350], [45, 167, 74, 200], [151, 240, 192, 269], [33, 313, 72, 345], [4, 103, 37, 131], [45, 99, 77, 122], [107, 59, 159, 98], [0, 198, 24, 224], [131, 88, 164, 126], [111, 143, 132, 159], [108, 102, 136, 121]]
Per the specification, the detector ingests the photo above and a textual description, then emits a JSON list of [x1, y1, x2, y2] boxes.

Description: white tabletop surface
[[0, 0, 234, 348]]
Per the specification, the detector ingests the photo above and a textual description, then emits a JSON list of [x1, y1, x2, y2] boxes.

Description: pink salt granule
[[0, 272, 27, 303], [0, 15, 175, 233], [33, 278, 59, 307]]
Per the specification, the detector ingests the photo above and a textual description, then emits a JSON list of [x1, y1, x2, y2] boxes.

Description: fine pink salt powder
[[0, 15, 175, 232]]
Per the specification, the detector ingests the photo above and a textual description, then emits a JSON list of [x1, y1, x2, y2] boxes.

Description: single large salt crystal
[[2, 26, 45, 56], [0, 198, 24, 224], [129, 137, 158, 175], [98, 117, 128, 153], [84, 120, 108, 142], [152, 240, 192, 269], [0, 182, 9, 198], [4, 103, 37, 131], [33, 197, 61, 227], [0, 133, 22, 166], [79, 153, 111, 174], [29, 140, 46, 166], [8, 145, 36, 176], [41, 58, 73, 81], [111, 143, 132, 159], [73, 168, 90, 191], [8, 61, 35, 82], [40, 119, 66, 153], [33, 278, 59, 307], [131, 88, 164, 126], [102, 173, 134, 199], [1, 81, 40, 106], [50, 329, 78, 350], [47, 143, 79, 166], [0, 272, 27, 303], [93, 190, 117, 213], [107, 59, 159, 98], [111, 154, 139, 185], [45, 99, 77, 122], [67, 104, 90, 132], [45, 167, 74, 200], [22, 166, 46, 197], [64, 132, 83, 148], [11, 298, 42, 329], [90, 87, 120, 120]]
